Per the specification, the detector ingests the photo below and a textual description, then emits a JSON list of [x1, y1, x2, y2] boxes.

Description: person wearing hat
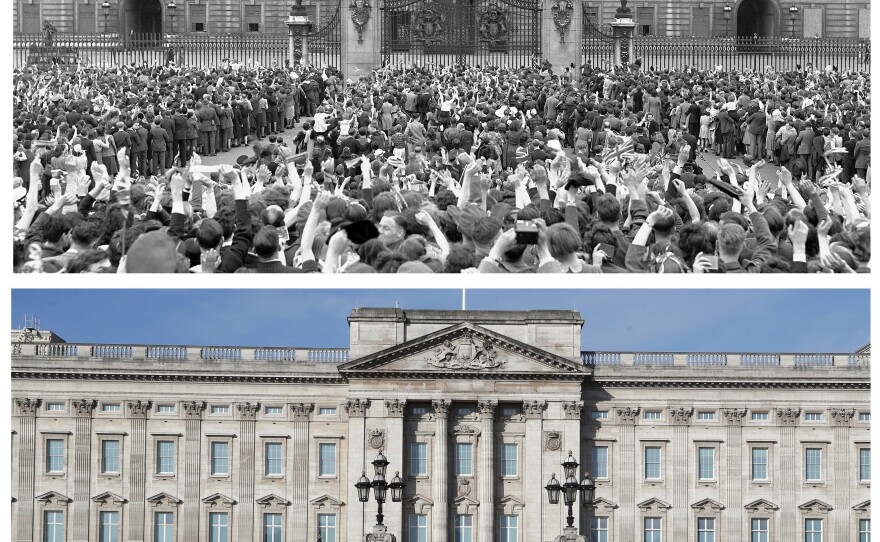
[[853, 128, 870, 178]]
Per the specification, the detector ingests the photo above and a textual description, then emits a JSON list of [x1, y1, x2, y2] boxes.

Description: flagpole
[[462, 289, 466, 311]]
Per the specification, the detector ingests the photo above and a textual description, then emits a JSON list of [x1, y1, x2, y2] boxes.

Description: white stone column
[[670, 408, 694, 540], [562, 402, 583, 533], [182, 401, 206, 542], [432, 400, 451, 542], [127, 400, 152, 542], [290, 403, 313, 542], [71, 399, 96, 542], [776, 408, 800, 542], [722, 409, 746, 542], [523, 401, 545, 542], [345, 399, 369, 542], [237, 402, 260, 542], [14, 398, 40, 542], [477, 401, 497, 542], [831, 409, 855, 541], [384, 399, 406, 540], [614, 407, 639, 542]]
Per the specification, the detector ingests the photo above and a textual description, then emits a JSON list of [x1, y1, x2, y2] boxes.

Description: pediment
[[588, 497, 619, 511], [452, 495, 480, 507], [744, 499, 779, 512], [853, 500, 870, 512], [92, 491, 128, 505], [310, 494, 345, 509], [799, 499, 833, 513], [405, 494, 434, 514], [147, 492, 182, 506], [256, 494, 291, 507], [637, 497, 672, 511], [36, 491, 72, 505], [339, 323, 586, 380], [691, 498, 725, 512], [496, 495, 525, 514], [202, 493, 237, 506]]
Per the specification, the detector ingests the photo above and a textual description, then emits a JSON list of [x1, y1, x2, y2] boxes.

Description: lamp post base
[[364, 524, 397, 542], [554, 526, 587, 542]]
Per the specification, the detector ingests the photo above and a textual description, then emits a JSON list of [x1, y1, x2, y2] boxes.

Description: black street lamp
[[101, 0, 111, 33], [789, 5, 799, 38], [356, 450, 405, 541], [545, 451, 596, 541], [167, 1, 176, 34], [723, 4, 732, 37]]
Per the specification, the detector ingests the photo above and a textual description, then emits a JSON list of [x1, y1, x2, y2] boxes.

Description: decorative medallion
[[429, 335, 504, 371], [453, 424, 478, 434], [368, 428, 385, 449], [457, 478, 471, 496], [349, 0, 372, 45], [412, 4, 446, 47], [544, 431, 562, 451], [478, 2, 509, 46], [550, 0, 573, 43]]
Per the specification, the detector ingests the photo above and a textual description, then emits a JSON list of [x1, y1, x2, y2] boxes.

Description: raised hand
[[200, 248, 222, 273]]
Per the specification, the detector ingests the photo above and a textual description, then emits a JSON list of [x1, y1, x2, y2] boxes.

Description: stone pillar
[[71, 399, 96, 542], [127, 400, 153, 542], [477, 401, 497, 542], [286, 3, 312, 67], [431, 400, 451, 542], [182, 401, 206, 541], [346, 398, 369, 542], [15, 398, 40, 542], [831, 408, 855, 541], [341, 0, 382, 81], [562, 402, 583, 533], [523, 401, 544, 542], [670, 407, 693, 539], [776, 408, 800, 542], [543, 0, 582, 71], [237, 402, 260, 542], [722, 408, 746, 542], [384, 399, 406, 539], [609, 7, 636, 67], [614, 407, 639, 542], [290, 403, 314, 540]]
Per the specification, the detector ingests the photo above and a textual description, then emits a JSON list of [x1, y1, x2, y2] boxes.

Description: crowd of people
[[12, 58, 870, 273]]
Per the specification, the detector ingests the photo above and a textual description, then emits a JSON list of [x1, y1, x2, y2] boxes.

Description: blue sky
[[11, 289, 869, 353]]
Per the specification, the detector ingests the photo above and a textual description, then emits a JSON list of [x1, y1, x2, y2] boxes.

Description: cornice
[[12, 370, 346, 385], [590, 378, 868, 390]]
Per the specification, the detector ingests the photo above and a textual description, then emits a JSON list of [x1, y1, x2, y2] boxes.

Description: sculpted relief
[[429, 334, 506, 370]]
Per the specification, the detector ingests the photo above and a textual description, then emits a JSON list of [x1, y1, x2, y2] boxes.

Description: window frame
[[643, 516, 662, 542], [410, 442, 428, 477], [804, 518, 823, 542], [803, 446, 824, 484], [858, 412, 871, 422], [591, 444, 610, 480], [590, 516, 609, 542], [408, 514, 428, 542], [750, 517, 769, 542], [99, 510, 121, 542], [750, 446, 770, 482], [264, 406, 284, 416], [499, 514, 518, 542], [696, 517, 715, 542], [455, 442, 473, 477], [156, 404, 176, 414], [858, 518, 870, 542], [454, 514, 474, 542], [696, 411, 716, 421], [43, 509, 66, 542], [804, 412, 823, 422], [317, 407, 337, 416], [697, 446, 716, 482], [155, 439, 177, 477], [318, 442, 338, 478], [210, 405, 231, 415], [100, 438, 122, 475], [643, 410, 662, 421], [591, 410, 610, 420], [210, 440, 231, 477], [263, 440, 285, 478], [46, 402, 66, 412], [45, 437, 67, 475], [317, 513, 337, 542], [208, 511, 229, 542], [101, 403, 122, 414], [858, 447, 870, 482], [154, 511, 175, 542], [500, 443, 519, 478], [644, 445, 662, 482], [263, 512, 283, 542], [751, 411, 770, 421]]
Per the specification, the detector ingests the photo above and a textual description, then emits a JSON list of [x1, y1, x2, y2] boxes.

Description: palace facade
[[11, 308, 871, 542]]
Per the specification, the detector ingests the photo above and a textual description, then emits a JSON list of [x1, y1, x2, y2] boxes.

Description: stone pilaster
[[127, 400, 152, 542], [431, 399, 450, 542], [477, 401, 496, 542], [384, 399, 406, 538], [340, 0, 382, 80], [523, 401, 544, 542], [542, 0, 582, 71], [71, 399, 96, 542], [182, 401, 206, 541], [722, 409, 746, 542], [290, 403, 313, 539], [831, 408, 854, 541], [615, 406, 639, 542], [14, 398, 40, 542], [670, 407, 693, 539], [563, 402, 583, 533], [346, 398, 368, 542], [776, 408, 800, 542], [237, 402, 260, 542]]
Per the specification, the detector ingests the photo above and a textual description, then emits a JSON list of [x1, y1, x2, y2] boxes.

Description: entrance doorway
[[120, 0, 163, 37], [736, 0, 777, 37]]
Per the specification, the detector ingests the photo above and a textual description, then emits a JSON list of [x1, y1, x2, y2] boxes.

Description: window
[[859, 519, 870, 542], [411, 406, 427, 416], [263, 513, 282, 542], [500, 515, 518, 542], [645, 447, 661, 480], [805, 518, 822, 542], [210, 405, 229, 414], [456, 443, 473, 476], [265, 442, 282, 476], [318, 407, 336, 415], [592, 410, 609, 420], [805, 413, 822, 421], [751, 448, 768, 480], [752, 412, 769, 421], [101, 440, 120, 474], [644, 411, 661, 420], [209, 512, 228, 542], [319, 443, 336, 476], [454, 515, 474, 542], [501, 443, 518, 477], [44, 511, 64, 542], [805, 448, 822, 481], [211, 442, 229, 475], [265, 406, 283, 415], [751, 518, 769, 542], [155, 512, 174, 542], [859, 412, 871, 422], [859, 448, 870, 481], [502, 406, 519, 416], [590, 517, 609, 542], [46, 439, 64, 473], [697, 412, 715, 420], [99, 511, 119, 542], [410, 443, 427, 476], [592, 446, 608, 478], [190, 4, 206, 32], [156, 441, 175, 474], [47, 402, 65, 411], [157, 405, 175, 413], [697, 518, 715, 542], [245, 5, 261, 32], [644, 517, 662, 542], [698, 447, 715, 480], [318, 514, 336, 542], [458, 407, 473, 416], [408, 515, 427, 542], [102, 403, 121, 413]]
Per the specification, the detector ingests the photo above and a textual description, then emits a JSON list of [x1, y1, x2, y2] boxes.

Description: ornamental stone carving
[[182, 401, 207, 419], [290, 403, 314, 421], [457, 478, 472, 496], [550, 0, 573, 42], [385, 399, 406, 417], [15, 398, 41, 416], [563, 401, 584, 420], [368, 429, 385, 449], [349, 0, 371, 45], [722, 408, 748, 425], [477, 2, 509, 46], [615, 406, 640, 424], [523, 400, 545, 419], [127, 400, 152, 418], [236, 402, 260, 420], [345, 398, 368, 417], [432, 399, 450, 418], [544, 431, 562, 451], [412, 3, 446, 46], [429, 335, 505, 371], [71, 399, 96, 417], [478, 401, 497, 418], [776, 408, 801, 426], [669, 407, 694, 425], [830, 408, 856, 426], [453, 424, 478, 434]]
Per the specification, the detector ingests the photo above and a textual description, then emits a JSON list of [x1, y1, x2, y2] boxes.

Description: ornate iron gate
[[300, 0, 342, 69], [581, 6, 613, 69], [380, 0, 541, 68]]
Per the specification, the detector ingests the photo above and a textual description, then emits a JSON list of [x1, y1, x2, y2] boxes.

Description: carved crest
[[368, 429, 385, 449], [550, 0, 573, 42], [457, 478, 471, 496], [430, 335, 505, 370], [478, 2, 509, 46], [349, 0, 371, 45], [412, 4, 446, 46], [544, 431, 562, 451], [453, 424, 478, 434]]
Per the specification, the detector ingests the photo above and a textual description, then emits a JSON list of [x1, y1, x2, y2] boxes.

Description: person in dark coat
[[197, 100, 218, 156], [149, 119, 169, 175], [173, 108, 188, 166], [132, 120, 149, 176], [853, 129, 870, 177], [159, 112, 175, 169]]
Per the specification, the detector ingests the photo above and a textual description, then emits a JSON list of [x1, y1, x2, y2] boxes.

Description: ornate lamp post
[[101, 0, 111, 33], [788, 5, 799, 38], [545, 451, 596, 542], [356, 451, 405, 542], [286, 0, 313, 67], [723, 3, 732, 37], [167, 1, 176, 34]]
